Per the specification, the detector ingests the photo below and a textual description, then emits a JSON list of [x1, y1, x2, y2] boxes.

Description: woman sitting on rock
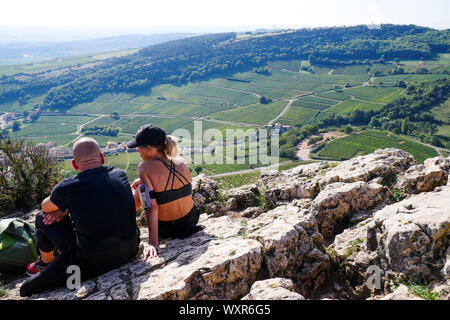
[[127, 124, 201, 260]]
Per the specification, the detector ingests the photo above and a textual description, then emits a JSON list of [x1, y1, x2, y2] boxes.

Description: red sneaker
[[26, 258, 48, 276]]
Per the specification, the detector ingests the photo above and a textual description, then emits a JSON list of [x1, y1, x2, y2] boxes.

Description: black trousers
[[20, 211, 140, 297], [158, 205, 201, 239]]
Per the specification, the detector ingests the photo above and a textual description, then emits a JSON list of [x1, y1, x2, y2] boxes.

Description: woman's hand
[[131, 178, 142, 190], [142, 241, 160, 260]]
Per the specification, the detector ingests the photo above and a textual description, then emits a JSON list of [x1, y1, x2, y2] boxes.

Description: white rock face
[[191, 174, 219, 207], [443, 247, 450, 278], [248, 204, 330, 296], [224, 184, 259, 211], [312, 181, 390, 239], [379, 285, 423, 300], [330, 186, 450, 299], [241, 278, 305, 300], [320, 148, 416, 187], [135, 238, 263, 300], [373, 186, 450, 278], [260, 162, 328, 205], [400, 157, 450, 194]]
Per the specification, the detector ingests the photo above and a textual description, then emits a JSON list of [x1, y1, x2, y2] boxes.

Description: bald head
[[72, 137, 103, 170]]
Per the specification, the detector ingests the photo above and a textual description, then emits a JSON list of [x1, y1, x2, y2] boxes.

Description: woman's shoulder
[[171, 157, 192, 179], [171, 156, 187, 166], [137, 159, 158, 172]]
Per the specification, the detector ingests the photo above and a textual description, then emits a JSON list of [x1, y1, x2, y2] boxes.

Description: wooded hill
[[1, 24, 448, 112]]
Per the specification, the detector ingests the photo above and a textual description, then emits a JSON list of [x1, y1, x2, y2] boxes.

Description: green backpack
[[0, 218, 38, 271]]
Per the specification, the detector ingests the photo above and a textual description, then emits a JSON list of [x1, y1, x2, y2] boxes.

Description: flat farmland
[[16, 122, 78, 136], [342, 86, 405, 103], [437, 125, 450, 138], [295, 73, 370, 86], [370, 63, 395, 75], [332, 65, 369, 75], [315, 91, 352, 101], [114, 116, 193, 135], [35, 115, 95, 124], [314, 130, 438, 163], [267, 60, 302, 72], [208, 100, 287, 125], [292, 98, 334, 110], [429, 97, 450, 124], [327, 99, 383, 114], [298, 95, 339, 105], [28, 134, 80, 146], [85, 134, 132, 148], [278, 106, 318, 126]]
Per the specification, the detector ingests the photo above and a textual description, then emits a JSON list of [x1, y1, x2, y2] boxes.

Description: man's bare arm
[[42, 196, 59, 213], [41, 196, 68, 225]]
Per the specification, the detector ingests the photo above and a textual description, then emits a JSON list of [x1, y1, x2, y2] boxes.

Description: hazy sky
[[0, 0, 448, 31]]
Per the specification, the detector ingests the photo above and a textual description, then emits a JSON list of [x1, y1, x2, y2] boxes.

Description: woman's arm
[[144, 198, 159, 258], [138, 162, 160, 259]]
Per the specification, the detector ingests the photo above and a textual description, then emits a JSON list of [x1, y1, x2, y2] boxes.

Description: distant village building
[[273, 122, 292, 133]]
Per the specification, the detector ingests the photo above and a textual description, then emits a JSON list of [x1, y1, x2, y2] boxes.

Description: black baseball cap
[[126, 124, 166, 148]]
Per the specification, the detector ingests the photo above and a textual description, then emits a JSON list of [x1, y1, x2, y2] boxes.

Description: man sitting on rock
[[20, 137, 140, 297]]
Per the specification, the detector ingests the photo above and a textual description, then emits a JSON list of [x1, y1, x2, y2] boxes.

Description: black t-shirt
[[50, 166, 137, 252]]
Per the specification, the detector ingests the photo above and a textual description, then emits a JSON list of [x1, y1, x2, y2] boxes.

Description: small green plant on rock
[[214, 191, 229, 203], [390, 187, 405, 203], [0, 281, 7, 299], [254, 194, 271, 211], [312, 181, 321, 200], [343, 238, 364, 262], [401, 279, 441, 300], [237, 219, 249, 238], [381, 171, 397, 188]]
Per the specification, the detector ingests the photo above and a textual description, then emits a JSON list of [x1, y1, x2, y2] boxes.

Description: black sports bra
[[149, 158, 192, 205]]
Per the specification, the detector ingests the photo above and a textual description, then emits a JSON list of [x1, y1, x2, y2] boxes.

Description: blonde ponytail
[[164, 135, 180, 158]]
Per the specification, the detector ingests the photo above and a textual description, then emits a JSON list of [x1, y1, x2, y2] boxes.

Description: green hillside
[[0, 24, 449, 178]]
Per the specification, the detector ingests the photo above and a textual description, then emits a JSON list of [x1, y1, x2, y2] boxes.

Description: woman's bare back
[[140, 157, 194, 221]]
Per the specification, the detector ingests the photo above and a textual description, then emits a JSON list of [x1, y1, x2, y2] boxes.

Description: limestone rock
[[443, 247, 450, 278], [372, 186, 450, 279], [248, 204, 330, 296], [241, 207, 263, 219], [431, 279, 450, 300], [223, 184, 259, 211], [328, 186, 450, 299], [191, 174, 219, 206], [400, 157, 450, 194], [328, 219, 380, 297], [203, 203, 227, 217], [320, 148, 415, 187], [135, 238, 263, 300], [241, 278, 305, 300], [380, 284, 423, 300], [312, 181, 390, 239], [258, 162, 328, 206]]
